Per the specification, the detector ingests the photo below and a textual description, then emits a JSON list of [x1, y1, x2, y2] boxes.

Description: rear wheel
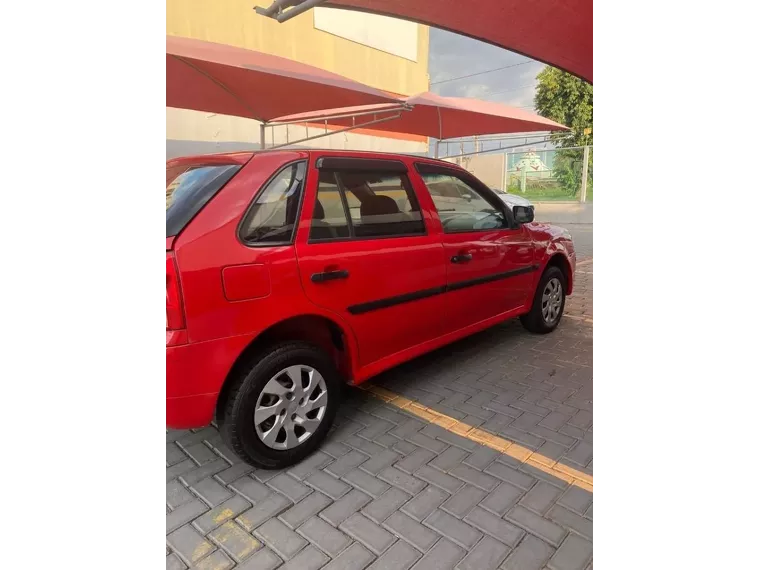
[[219, 341, 341, 469], [520, 266, 567, 334]]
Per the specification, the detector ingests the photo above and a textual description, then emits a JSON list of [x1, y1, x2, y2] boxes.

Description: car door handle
[[311, 269, 350, 283], [451, 253, 473, 264]]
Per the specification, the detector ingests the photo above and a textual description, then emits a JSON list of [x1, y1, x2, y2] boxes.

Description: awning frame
[[266, 96, 565, 156], [263, 102, 562, 156], [265, 104, 411, 149]]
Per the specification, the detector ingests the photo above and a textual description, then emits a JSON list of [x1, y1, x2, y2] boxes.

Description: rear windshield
[[166, 163, 241, 237]]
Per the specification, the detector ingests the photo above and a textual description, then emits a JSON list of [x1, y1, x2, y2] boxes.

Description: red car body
[[166, 150, 575, 429]]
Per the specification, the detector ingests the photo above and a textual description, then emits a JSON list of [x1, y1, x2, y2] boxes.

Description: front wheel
[[219, 341, 341, 469], [520, 266, 567, 334]]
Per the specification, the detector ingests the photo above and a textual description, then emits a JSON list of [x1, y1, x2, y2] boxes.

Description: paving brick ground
[[167, 230, 593, 570]]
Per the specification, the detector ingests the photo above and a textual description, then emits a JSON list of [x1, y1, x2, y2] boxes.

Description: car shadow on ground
[[315, 317, 594, 568]]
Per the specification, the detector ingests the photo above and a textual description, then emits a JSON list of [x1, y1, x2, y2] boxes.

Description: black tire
[[520, 266, 567, 334], [218, 341, 342, 469]]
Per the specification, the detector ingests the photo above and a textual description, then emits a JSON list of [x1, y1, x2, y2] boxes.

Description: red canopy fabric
[[166, 35, 401, 122], [271, 91, 568, 139], [321, 0, 592, 83]]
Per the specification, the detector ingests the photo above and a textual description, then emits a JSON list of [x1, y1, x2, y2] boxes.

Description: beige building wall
[[445, 154, 507, 190], [166, 0, 430, 157]]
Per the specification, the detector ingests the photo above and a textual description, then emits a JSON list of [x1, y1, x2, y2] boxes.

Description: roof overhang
[[254, 0, 593, 83]]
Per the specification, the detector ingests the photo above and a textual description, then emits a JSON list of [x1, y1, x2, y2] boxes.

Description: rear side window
[[166, 163, 241, 238], [309, 169, 425, 241], [239, 161, 307, 245]]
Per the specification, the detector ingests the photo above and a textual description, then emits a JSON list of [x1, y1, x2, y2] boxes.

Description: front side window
[[309, 169, 425, 241], [240, 161, 306, 244], [420, 173, 508, 233]]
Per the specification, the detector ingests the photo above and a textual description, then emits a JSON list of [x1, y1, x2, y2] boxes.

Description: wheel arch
[[545, 252, 573, 294], [215, 314, 356, 422]]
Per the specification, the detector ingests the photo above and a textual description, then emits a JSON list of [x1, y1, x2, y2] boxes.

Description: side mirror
[[513, 205, 534, 224], [461, 191, 473, 202]]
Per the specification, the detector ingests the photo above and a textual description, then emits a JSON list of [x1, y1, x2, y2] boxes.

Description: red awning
[[256, 0, 592, 83], [271, 91, 568, 140], [166, 35, 401, 122]]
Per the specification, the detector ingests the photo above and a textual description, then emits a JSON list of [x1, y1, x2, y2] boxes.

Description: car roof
[[166, 152, 255, 168], [166, 148, 463, 171]]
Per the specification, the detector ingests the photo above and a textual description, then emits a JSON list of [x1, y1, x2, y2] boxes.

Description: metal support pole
[[259, 123, 266, 150], [521, 167, 527, 194], [501, 151, 508, 191], [579, 145, 590, 203], [434, 140, 440, 158], [275, 0, 327, 23], [254, 0, 303, 18]]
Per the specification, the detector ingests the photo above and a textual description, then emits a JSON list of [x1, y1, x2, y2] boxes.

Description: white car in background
[[491, 188, 534, 211]]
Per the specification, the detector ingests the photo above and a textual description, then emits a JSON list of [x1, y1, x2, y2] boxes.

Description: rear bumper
[[166, 333, 256, 430], [167, 394, 218, 429]]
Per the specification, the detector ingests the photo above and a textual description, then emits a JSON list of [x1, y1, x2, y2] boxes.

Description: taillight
[[166, 252, 185, 330]]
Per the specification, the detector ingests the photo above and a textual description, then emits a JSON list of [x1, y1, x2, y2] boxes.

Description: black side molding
[[316, 156, 408, 173], [348, 286, 446, 315], [346, 265, 540, 315], [447, 265, 539, 292]]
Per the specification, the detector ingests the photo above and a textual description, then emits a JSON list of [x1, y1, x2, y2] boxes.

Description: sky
[[427, 28, 552, 156], [429, 28, 545, 109]]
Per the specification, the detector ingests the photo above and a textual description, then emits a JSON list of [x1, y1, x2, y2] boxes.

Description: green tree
[[534, 68, 593, 197]]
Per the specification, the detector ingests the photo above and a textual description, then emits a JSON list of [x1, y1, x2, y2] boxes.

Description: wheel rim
[[253, 365, 328, 450], [541, 277, 563, 325]]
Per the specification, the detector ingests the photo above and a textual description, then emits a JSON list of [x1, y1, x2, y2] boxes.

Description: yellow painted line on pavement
[[213, 508, 235, 524], [191, 542, 215, 564], [360, 384, 593, 491]]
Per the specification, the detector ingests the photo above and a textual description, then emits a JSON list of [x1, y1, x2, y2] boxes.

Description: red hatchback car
[[167, 150, 575, 468]]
